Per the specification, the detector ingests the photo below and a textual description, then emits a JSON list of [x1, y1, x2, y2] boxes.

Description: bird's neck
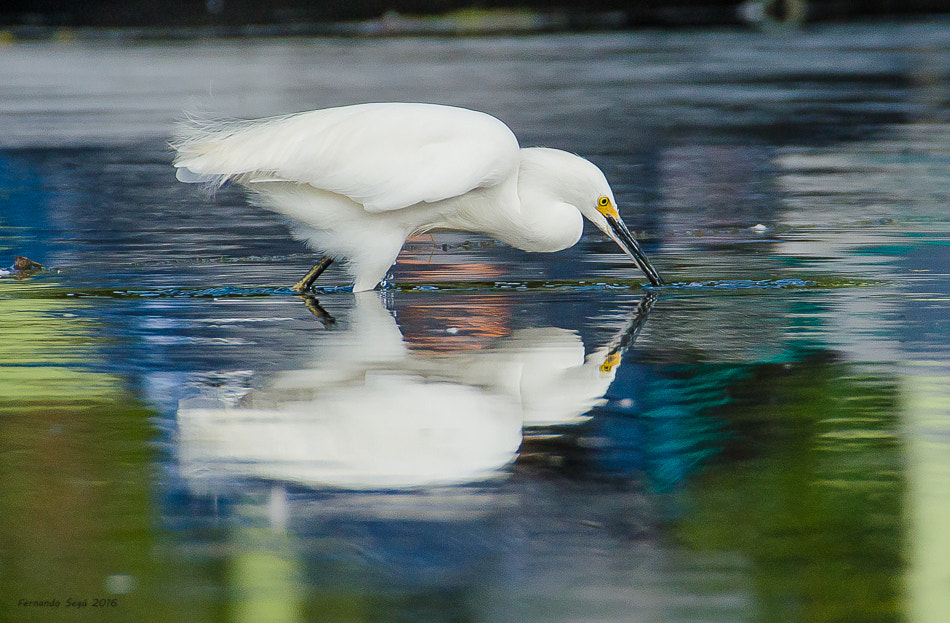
[[509, 186, 585, 253], [437, 169, 584, 253], [446, 178, 584, 252]]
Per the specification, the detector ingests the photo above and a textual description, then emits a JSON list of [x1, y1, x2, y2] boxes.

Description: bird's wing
[[172, 103, 521, 212]]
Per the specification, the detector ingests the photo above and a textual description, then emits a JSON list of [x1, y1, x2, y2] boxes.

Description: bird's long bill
[[606, 216, 664, 286]]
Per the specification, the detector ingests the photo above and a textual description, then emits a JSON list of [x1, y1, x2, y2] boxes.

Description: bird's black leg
[[291, 256, 334, 293]]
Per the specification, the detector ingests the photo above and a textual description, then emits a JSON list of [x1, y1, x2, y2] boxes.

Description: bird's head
[[560, 153, 664, 287], [519, 148, 664, 286], [582, 191, 664, 287]]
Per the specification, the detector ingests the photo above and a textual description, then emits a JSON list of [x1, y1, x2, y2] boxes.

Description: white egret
[[172, 103, 663, 292]]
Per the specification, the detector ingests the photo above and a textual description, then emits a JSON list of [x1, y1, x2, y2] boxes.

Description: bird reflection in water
[[176, 292, 656, 491]]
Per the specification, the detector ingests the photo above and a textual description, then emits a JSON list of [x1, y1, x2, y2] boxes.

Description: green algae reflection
[[672, 356, 904, 623], [0, 279, 215, 622]]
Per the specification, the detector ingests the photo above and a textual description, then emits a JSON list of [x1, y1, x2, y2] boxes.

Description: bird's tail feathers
[[170, 111, 296, 188]]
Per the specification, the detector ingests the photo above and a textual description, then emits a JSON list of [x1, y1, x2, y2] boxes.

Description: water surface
[[2, 23, 950, 622]]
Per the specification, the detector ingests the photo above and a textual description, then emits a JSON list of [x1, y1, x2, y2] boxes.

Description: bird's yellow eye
[[596, 196, 619, 219]]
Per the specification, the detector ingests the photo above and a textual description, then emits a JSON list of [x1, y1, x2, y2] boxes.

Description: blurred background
[[2, 0, 949, 34]]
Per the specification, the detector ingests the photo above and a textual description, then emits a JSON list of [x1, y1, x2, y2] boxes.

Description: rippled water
[[3, 22, 950, 622]]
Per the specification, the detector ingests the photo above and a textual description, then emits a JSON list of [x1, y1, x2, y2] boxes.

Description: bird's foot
[[291, 256, 334, 293]]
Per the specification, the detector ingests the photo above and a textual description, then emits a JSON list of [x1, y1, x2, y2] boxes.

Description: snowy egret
[[172, 103, 663, 291]]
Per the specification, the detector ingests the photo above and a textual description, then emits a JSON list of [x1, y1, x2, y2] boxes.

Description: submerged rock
[[14, 256, 43, 272]]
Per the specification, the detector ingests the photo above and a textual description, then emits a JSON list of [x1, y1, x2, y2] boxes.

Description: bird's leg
[[291, 256, 334, 293]]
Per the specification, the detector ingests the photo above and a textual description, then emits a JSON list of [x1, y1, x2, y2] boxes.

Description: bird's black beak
[[605, 216, 664, 286]]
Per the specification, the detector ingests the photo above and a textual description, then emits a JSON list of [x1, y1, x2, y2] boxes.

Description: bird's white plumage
[[172, 102, 663, 291], [173, 102, 520, 213]]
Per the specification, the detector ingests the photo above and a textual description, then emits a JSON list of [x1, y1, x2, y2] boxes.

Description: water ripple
[[3, 275, 882, 300]]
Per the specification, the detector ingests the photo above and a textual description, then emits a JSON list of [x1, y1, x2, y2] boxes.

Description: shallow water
[[2, 23, 950, 622]]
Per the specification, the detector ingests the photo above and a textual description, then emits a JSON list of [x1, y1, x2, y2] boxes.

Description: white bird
[[172, 103, 663, 292]]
